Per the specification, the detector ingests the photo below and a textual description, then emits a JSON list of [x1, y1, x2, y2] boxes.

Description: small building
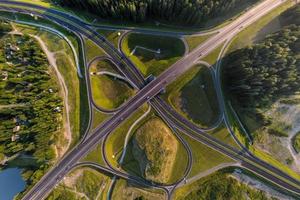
[[1, 71, 8, 81], [54, 106, 61, 113], [13, 125, 20, 133], [49, 88, 53, 93], [11, 134, 20, 142]]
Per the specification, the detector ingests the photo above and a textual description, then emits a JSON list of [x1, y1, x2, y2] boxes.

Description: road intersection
[[0, 0, 300, 199]]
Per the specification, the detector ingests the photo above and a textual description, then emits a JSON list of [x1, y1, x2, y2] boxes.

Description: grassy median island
[[89, 59, 135, 110], [112, 179, 166, 200], [184, 33, 214, 52], [122, 33, 185, 77], [127, 118, 183, 183], [85, 38, 106, 63], [168, 64, 220, 128], [47, 167, 111, 200], [174, 169, 272, 200], [97, 29, 123, 48], [179, 131, 234, 178]]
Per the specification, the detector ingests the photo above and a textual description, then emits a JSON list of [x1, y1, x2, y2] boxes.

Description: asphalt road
[[1, 0, 300, 199]]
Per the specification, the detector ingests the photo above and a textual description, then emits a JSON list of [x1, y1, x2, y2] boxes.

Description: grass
[[104, 104, 149, 168], [73, 168, 111, 200], [89, 64, 135, 110], [124, 117, 188, 184], [81, 141, 106, 166], [184, 33, 215, 52], [122, 33, 185, 77], [12, 0, 53, 8], [84, 38, 106, 63], [97, 29, 123, 48], [179, 132, 233, 178], [111, 179, 166, 200], [292, 133, 300, 153], [168, 64, 220, 128], [90, 59, 118, 74], [202, 42, 225, 65], [227, 0, 295, 53], [173, 168, 272, 200], [91, 109, 110, 130], [208, 124, 240, 149]]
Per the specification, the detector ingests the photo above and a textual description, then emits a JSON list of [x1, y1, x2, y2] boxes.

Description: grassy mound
[[169, 65, 219, 128], [131, 118, 178, 183], [89, 60, 135, 110], [122, 33, 185, 76]]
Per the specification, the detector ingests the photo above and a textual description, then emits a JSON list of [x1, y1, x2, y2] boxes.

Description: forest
[[0, 24, 63, 190], [57, 0, 256, 26], [222, 4, 300, 136], [223, 24, 300, 108]]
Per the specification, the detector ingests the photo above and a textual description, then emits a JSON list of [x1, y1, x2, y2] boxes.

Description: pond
[[0, 168, 26, 200]]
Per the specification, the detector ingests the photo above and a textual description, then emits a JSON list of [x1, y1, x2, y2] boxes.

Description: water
[[0, 168, 26, 200]]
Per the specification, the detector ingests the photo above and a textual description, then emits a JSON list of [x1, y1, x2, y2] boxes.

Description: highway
[[1, 0, 300, 199]]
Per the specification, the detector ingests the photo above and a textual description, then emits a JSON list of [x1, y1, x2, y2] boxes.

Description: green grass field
[[168, 65, 220, 128], [122, 33, 185, 76], [111, 179, 166, 200], [184, 33, 214, 52], [179, 132, 233, 178], [85, 38, 106, 63], [202, 43, 225, 65], [91, 59, 119, 73], [91, 109, 110, 130], [208, 124, 240, 149], [97, 29, 123, 48], [89, 60, 135, 110], [81, 141, 106, 166]]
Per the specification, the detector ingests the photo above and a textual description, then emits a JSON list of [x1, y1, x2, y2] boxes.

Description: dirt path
[[0, 104, 26, 110], [33, 35, 72, 157]]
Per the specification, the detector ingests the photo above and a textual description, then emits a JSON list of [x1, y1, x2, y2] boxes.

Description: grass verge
[[167, 64, 220, 128], [89, 61, 135, 110], [184, 33, 215, 52], [122, 33, 185, 77], [179, 131, 233, 178]]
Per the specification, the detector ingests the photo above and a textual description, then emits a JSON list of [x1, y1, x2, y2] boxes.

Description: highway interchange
[[0, 0, 300, 199]]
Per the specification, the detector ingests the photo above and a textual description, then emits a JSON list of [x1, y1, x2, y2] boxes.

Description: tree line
[[56, 0, 256, 26], [223, 4, 300, 110]]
